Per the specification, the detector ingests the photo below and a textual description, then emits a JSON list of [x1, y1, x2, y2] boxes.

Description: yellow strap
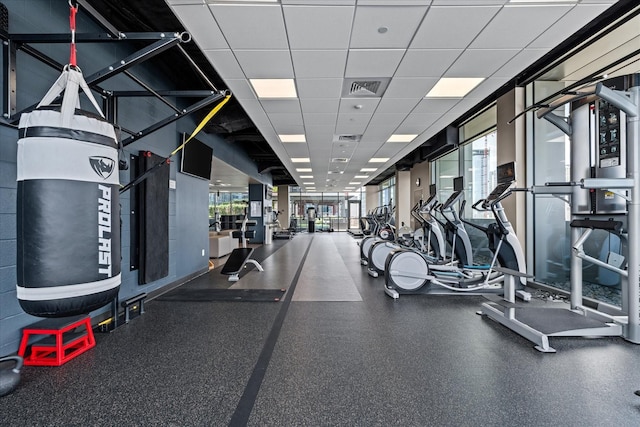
[[170, 94, 231, 157]]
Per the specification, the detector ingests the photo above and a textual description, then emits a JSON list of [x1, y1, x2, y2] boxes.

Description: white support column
[[497, 87, 527, 249]]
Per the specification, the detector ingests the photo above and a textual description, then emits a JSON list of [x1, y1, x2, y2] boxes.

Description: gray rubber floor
[[3, 232, 640, 426]]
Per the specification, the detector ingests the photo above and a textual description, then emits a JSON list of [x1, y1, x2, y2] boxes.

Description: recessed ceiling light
[[387, 134, 417, 143], [296, 168, 312, 172], [209, 0, 278, 3], [426, 78, 484, 98], [300, 175, 313, 179], [279, 134, 306, 143], [349, 182, 361, 185], [303, 182, 314, 185], [344, 187, 355, 190], [361, 168, 377, 172], [354, 175, 369, 179], [250, 79, 297, 98], [291, 157, 310, 163], [369, 158, 389, 163], [509, 0, 576, 3]]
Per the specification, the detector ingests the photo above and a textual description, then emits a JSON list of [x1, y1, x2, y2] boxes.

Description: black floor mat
[[157, 288, 286, 302]]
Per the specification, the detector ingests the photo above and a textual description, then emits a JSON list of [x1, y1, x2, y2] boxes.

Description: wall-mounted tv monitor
[[180, 133, 213, 180]]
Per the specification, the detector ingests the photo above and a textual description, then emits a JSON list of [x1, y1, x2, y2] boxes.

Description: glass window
[[432, 150, 459, 203], [530, 81, 573, 290], [461, 131, 497, 264], [287, 187, 365, 232]]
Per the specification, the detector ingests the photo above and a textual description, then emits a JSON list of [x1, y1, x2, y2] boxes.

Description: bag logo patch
[[89, 156, 115, 179]]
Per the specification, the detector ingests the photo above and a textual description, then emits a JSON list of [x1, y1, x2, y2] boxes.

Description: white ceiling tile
[[283, 6, 354, 49], [493, 48, 548, 79], [291, 50, 348, 78], [336, 113, 373, 134], [360, 125, 394, 143], [234, 50, 294, 78], [260, 99, 302, 114], [445, 49, 520, 78], [374, 144, 410, 158], [209, 4, 288, 49], [224, 79, 256, 100], [331, 142, 357, 157], [529, 4, 615, 49], [203, 49, 245, 79], [308, 144, 332, 158], [398, 113, 440, 133], [338, 98, 380, 115], [297, 78, 343, 98], [395, 49, 462, 78], [357, 1, 431, 5], [305, 125, 335, 143], [470, 5, 574, 49], [283, 144, 311, 158], [268, 112, 304, 132], [384, 77, 439, 99], [412, 98, 460, 114], [282, 0, 355, 5], [411, 6, 501, 49], [464, 77, 507, 101], [300, 98, 340, 114], [171, 5, 228, 50], [350, 5, 428, 49], [302, 112, 339, 126], [345, 49, 406, 78], [430, 0, 506, 4], [368, 113, 407, 130], [375, 98, 421, 115], [167, 1, 205, 4]]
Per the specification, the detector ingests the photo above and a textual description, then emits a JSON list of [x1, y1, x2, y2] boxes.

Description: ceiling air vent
[[342, 78, 390, 98], [332, 158, 349, 163], [350, 81, 380, 96], [333, 134, 362, 143]]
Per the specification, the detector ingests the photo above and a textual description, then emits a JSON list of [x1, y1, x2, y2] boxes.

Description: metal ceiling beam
[[111, 90, 218, 97], [8, 32, 183, 43], [84, 33, 188, 86], [121, 92, 225, 148]]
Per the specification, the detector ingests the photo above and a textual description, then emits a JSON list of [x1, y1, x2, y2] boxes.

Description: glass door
[[348, 201, 361, 231]]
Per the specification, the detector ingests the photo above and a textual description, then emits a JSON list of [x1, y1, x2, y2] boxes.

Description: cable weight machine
[[481, 74, 640, 352]]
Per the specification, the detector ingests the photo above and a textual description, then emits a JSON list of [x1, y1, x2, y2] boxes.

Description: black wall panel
[[137, 151, 169, 284]]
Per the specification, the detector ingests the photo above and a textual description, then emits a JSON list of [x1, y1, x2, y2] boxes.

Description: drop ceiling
[[167, 0, 623, 192]]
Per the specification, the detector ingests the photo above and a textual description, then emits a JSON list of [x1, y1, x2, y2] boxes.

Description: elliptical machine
[[359, 202, 395, 265], [367, 185, 445, 277], [384, 163, 530, 300]]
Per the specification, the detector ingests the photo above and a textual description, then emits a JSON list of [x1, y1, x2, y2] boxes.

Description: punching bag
[[16, 66, 121, 317]]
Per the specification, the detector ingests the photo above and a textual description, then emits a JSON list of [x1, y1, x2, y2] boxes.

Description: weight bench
[[220, 229, 264, 282], [221, 248, 264, 281]]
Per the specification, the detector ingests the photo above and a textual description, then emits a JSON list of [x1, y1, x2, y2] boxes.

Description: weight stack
[[16, 67, 121, 317]]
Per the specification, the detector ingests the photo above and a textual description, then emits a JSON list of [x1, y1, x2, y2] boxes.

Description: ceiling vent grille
[[334, 134, 362, 142], [349, 81, 380, 96], [342, 78, 390, 98], [332, 158, 349, 163]]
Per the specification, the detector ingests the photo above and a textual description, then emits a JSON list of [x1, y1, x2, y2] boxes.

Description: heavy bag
[[16, 66, 121, 317]]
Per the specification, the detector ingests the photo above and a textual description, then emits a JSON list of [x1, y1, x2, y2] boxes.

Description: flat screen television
[[180, 133, 213, 180]]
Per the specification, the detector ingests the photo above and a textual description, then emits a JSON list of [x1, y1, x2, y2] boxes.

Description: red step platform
[[18, 315, 96, 366]]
